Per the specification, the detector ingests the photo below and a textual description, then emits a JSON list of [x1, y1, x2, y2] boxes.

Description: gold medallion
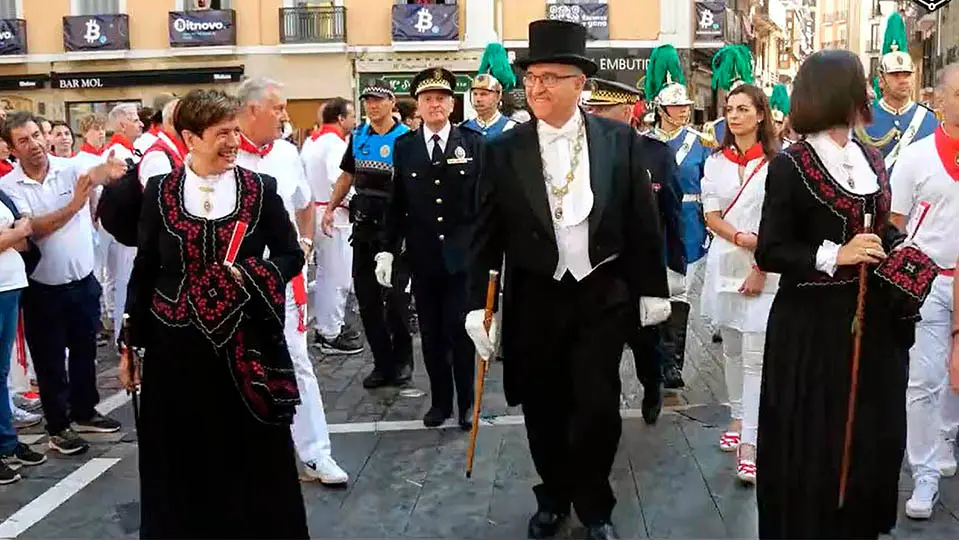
[[203, 199, 212, 213], [554, 207, 563, 221]]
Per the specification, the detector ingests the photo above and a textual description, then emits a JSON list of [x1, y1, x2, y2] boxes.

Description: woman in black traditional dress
[[118, 89, 308, 539], [755, 51, 916, 539]]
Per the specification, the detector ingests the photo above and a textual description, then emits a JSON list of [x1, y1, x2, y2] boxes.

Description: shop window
[[66, 100, 140, 139], [76, 0, 122, 14], [0, 0, 16, 18]]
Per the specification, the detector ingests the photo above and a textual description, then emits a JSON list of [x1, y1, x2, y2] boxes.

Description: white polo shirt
[[0, 201, 27, 293], [0, 156, 96, 285], [236, 138, 311, 235], [891, 133, 959, 269]]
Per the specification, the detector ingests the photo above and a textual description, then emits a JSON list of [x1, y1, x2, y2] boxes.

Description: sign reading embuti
[[169, 9, 236, 47]]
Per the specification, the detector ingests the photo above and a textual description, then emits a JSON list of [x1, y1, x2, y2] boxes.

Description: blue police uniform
[[656, 127, 710, 265], [857, 100, 937, 171], [460, 113, 516, 139]]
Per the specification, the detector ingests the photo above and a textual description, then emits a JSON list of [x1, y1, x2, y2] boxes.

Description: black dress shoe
[[423, 407, 451, 428], [663, 366, 685, 390], [362, 370, 392, 389], [458, 407, 473, 431], [641, 383, 663, 425], [585, 521, 619, 540], [393, 363, 413, 385], [527, 510, 567, 539]]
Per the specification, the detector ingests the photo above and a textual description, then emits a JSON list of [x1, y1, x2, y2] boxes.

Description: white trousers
[[721, 327, 765, 446], [312, 208, 353, 340], [286, 284, 333, 464], [672, 259, 705, 304], [100, 229, 137, 342], [95, 227, 114, 320], [906, 274, 959, 481]]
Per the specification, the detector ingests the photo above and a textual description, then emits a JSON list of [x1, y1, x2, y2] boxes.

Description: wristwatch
[[299, 237, 313, 248]]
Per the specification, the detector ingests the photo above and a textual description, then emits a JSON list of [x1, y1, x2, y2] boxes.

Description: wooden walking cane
[[121, 314, 140, 433], [838, 213, 872, 509], [466, 269, 500, 479]]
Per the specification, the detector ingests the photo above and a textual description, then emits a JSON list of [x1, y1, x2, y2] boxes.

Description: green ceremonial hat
[[644, 45, 686, 103], [476, 42, 516, 91], [711, 44, 755, 91], [874, 12, 914, 101], [769, 84, 790, 122]]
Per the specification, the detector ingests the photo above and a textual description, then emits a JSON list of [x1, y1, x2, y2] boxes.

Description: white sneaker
[[905, 477, 939, 520], [304, 456, 348, 485], [12, 407, 42, 429], [937, 438, 957, 477]]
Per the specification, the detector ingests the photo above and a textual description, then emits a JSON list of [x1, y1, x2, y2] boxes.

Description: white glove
[[374, 252, 393, 288], [465, 309, 499, 360], [639, 297, 672, 327], [667, 269, 686, 298]]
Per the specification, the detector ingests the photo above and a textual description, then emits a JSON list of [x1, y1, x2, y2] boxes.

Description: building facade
[[0, 0, 693, 141]]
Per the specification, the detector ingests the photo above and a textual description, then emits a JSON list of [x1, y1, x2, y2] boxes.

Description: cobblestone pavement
[[2, 267, 958, 538]]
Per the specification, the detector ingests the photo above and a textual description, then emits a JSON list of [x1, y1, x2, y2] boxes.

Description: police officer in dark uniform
[[374, 68, 485, 429], [322, 80, 414, 389], [583, 77, 685, 425]]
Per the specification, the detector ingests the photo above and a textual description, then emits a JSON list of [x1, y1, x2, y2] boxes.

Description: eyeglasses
[[523, 72, 580, 88]]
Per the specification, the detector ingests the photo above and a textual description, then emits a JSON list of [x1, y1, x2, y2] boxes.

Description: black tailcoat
[[469, 112, 668, 406]]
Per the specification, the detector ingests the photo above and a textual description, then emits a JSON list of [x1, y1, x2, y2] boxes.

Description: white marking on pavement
[[96, 390, 131, 415], [0, 458, 120, 538]]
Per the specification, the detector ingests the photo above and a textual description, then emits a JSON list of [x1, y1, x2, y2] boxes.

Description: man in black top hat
[[322, 79, 414, 389], [465, 20, 670, 540], [375, 68, 485, 430], [584, 77, 686, 426]]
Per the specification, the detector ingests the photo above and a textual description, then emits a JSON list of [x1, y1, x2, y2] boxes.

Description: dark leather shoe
[[585, 521, 619, 540], [423, 407, 451, 428], [642, 383, 663, 425], [527, 510, 567, 539], [663, 366, 685, 390], [362, 370, 392, 389], [458, 407, 473, 431]]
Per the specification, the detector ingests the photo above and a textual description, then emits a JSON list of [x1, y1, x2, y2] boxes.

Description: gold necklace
[[542, 118, 586, 221], [198, 184, 215, 215]]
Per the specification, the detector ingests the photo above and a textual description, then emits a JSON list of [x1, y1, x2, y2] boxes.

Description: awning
[[50, 66, 244, 90]]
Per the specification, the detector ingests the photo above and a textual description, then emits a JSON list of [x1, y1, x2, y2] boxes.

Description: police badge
[[380, 145, 390, 158]]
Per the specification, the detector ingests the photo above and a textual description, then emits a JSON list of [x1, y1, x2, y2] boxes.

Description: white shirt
[[71, 150, 103, 175], [183, 158, 237, 220], [0, 201, 27, 293], [138, 132, 181, 187], [423, 122, 452, 157], [0, 156, 95, 285], [105, 138, 139, 165], [302, 130, 350, 227], [805, 132, 880, 276], [891, 134, 959, 269], [236, 139, 311, 235], [537, 110, 596, 281], [133, 131, 159, 158]]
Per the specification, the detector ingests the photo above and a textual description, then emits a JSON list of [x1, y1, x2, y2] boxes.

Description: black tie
[[431, 133, 443, 165]]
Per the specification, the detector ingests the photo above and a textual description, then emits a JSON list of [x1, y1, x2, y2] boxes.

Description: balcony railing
[[279, 6, 346, 44]]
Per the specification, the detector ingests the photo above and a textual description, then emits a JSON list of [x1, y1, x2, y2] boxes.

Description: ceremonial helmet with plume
[[875, 12, 914, 99], [769, 84, 790, 123], [472, 42, 517, 93], [711, 44, 755, 91], [645, 44, 694, 107]]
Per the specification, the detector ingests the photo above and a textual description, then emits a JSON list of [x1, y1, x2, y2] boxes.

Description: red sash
[[722, 158, 767, 219]]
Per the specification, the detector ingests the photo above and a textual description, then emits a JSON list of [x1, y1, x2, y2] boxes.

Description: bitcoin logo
[[413, 8, 433, 33], [698, 9, 714, 29], [83, 19, 101, 44]]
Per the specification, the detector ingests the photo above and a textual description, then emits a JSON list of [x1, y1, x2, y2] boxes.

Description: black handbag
[[0, 189, 41, 275], [874, 244, 939, 321]]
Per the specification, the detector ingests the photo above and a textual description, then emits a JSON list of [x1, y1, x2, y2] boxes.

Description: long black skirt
[[757, 284, 912, 539], [137, 323, 308, 539]]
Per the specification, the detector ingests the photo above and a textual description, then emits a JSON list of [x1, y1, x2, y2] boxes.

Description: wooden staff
[[838, 213, 872, 509], [466, 269, 500, 479], [121, 314, 141, 433]]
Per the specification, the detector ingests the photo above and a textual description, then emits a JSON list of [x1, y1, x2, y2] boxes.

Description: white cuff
[[816, 240, 840, 277]]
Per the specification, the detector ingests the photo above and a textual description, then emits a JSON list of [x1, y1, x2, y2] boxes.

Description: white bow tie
[[539, 120, 580, 144]]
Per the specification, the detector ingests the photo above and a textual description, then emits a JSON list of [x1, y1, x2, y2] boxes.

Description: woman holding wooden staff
[[755, 50, 921, 538]]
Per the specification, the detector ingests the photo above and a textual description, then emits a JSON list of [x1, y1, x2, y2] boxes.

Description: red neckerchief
[[148, 125, 160, 136], [311, 124, 345, 142], [161, 129, 189, 159], [934, 124, 959, 181], [0, 160, 12, 178], [79, 142, 103, 156], [722, 142, 765, 166], [107, 133, 134, 153], [239, 133, 273, 157]]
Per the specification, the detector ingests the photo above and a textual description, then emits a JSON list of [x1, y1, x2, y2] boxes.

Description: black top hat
[[515, 20, 597, 77], [360, 79, 395, 100], [411, 67, 457, 98], [583, 78, 642, 106]]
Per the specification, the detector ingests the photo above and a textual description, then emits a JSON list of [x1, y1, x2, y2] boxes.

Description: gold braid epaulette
[[853, 124, 898, 149]]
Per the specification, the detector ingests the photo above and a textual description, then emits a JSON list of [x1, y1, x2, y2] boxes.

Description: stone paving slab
[[5, 406, 959, 539]]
